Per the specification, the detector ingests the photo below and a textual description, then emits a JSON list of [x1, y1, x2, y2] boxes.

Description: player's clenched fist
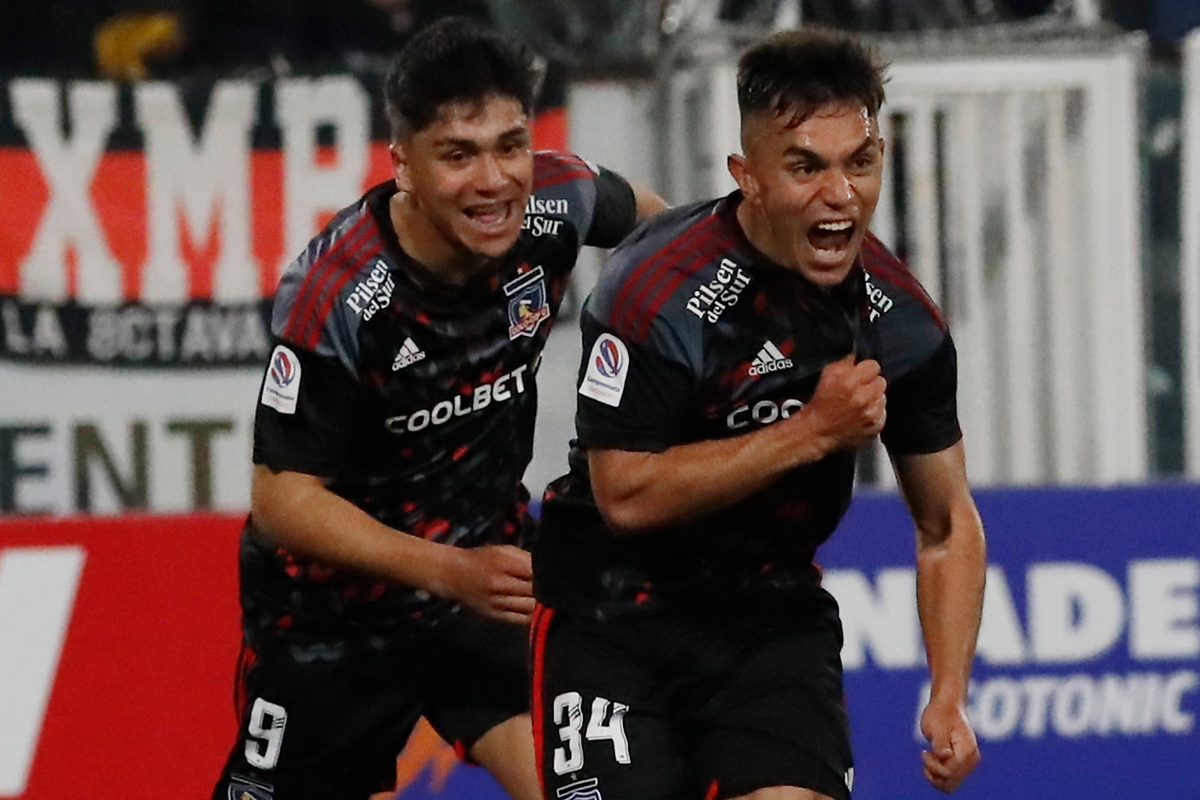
[[798, 354, 887, 453]]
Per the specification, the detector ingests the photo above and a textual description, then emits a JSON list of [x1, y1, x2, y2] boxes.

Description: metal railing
[[1181, 28, 1200, 478]]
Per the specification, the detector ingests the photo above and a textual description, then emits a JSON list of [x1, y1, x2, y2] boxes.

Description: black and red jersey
[[242, 152, 638, 646], [534, 192, 961, 619]]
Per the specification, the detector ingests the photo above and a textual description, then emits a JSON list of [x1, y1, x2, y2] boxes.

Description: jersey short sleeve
[[584, 166, 638, 249], [880, 334, 962, 455], [253, 341, 361, 476], [574, 312, 693, 453], [253, 206, 375, 477]]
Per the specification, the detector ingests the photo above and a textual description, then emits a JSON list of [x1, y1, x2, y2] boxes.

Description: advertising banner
[[0, 515, 243, 799], [2, 485, 1195, 800], [821, 483, 1199, 799], [0, 514, 511, 800]]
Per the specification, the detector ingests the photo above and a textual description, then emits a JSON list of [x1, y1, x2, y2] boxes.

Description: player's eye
[[851, 153, 877, 171]]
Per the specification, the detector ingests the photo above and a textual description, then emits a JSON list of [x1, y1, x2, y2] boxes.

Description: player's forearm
[[249, 465, 461, 596], [589, 411, 834, 534], [915, 504, 986, 703]]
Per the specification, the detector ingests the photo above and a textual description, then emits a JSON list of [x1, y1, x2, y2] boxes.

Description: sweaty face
[[395, 95, 534, 263], [734, 103, 883, 286]]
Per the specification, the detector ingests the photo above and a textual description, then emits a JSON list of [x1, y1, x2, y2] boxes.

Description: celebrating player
[[533, 27, 985, 800], [211, 17, 665, 800]]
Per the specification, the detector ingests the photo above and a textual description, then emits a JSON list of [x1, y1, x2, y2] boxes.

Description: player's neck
[[390, 191, 491, 287], [735, 198, 793, 273]]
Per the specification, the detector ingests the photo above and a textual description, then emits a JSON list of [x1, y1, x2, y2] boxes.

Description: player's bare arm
[[250, 467, 534, 624], [631, 181, 669, 220], [589, 354, 885, 534], [893, 441, 985, 792]]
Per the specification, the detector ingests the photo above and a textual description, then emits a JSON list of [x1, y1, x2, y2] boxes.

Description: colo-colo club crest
[[504, 265, 551, 339]]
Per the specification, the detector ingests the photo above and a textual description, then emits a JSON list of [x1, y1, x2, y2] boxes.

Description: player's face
[[732, 103, 883, 287], [393, 95, 533, 261]]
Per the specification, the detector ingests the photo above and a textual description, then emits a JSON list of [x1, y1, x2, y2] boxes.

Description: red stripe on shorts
[[529, 603, 555, 796]]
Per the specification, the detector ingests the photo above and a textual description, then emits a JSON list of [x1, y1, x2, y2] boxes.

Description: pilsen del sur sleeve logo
[[503, 265, 551, 340]]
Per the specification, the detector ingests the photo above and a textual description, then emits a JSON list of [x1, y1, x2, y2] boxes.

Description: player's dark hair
[[384, 17, 541, 140], [737, 28, 886, 129]]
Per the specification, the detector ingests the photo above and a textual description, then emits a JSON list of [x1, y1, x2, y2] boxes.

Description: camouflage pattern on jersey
[[535, 193, 960, 619], [245, 152, 634, 647]]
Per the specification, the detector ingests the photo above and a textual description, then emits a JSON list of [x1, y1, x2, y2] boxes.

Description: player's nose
[[819, 168, 854, 206], [474, 153, 507, 193]]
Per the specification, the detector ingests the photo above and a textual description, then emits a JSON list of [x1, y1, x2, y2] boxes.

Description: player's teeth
[[470, 204, 505, 221], [817, 221, 852, 232]]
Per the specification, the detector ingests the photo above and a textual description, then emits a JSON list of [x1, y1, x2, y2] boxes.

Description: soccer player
[[532, 28, 985, 800], [211, 17, 665, 800]]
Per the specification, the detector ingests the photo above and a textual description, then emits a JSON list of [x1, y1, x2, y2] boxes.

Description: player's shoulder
[[587, 197, 736, 339], [530, 150, 609, 228], [272, 182, 394, 353], [860, 233, 954, 380], [533, 150, 600, 190], [859, 233, 947, 332], [532, 148, 600, 193]]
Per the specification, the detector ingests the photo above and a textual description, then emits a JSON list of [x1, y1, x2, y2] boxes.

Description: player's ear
[[727, 153, 758, 201], [390, 142, 414, 192]]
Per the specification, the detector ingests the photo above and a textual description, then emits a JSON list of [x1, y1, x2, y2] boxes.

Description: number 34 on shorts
[[551, 691, 631, 774]]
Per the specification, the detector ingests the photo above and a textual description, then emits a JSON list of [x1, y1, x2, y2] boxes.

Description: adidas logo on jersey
[[748, 340, 793, 376], [392, 337, 425, 371]]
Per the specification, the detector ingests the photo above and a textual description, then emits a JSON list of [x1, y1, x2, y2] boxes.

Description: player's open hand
[[801, 354, 887, 453], [919, 697, 980, 793], [441, 544, 535, 625]]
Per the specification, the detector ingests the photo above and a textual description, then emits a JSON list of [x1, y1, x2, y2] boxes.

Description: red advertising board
[[0, 515, 244, 799], [0, 515, 503, 800]]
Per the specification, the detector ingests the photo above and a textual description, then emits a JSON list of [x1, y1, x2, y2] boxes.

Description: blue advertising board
[[823, 483, 1199, 800], [395, 484, 1199, 800]]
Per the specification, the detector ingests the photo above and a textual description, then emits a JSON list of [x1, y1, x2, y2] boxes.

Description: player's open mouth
[[808, 219, 855, 259], [463, 201, 514, 233]]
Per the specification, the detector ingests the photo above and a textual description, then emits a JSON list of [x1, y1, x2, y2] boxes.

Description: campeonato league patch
[[579, 333, 630, 408], [261, 344, 302, 414]]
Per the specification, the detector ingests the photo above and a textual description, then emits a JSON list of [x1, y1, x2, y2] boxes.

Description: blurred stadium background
[[0, 1, 1196, 799]]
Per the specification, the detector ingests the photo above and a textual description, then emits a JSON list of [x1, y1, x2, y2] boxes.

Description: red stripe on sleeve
[[290, 227, 379, 348], [631, 230, 733, 342], [613, 215, 721, 338], [861, 236, 946, 329], [535, 169, 598, 191], [297, 239, 384, 351], [282, 214, 373, 343]]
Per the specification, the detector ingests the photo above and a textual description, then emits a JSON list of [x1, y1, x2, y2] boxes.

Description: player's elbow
[[588, 450, 666, 535], [593, 490, 660, 536], [916, 502, 986, 561]]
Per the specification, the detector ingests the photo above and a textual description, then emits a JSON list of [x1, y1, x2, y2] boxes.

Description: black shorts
[[212, 610, 529, 800], [531, 595, 853, 800]]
